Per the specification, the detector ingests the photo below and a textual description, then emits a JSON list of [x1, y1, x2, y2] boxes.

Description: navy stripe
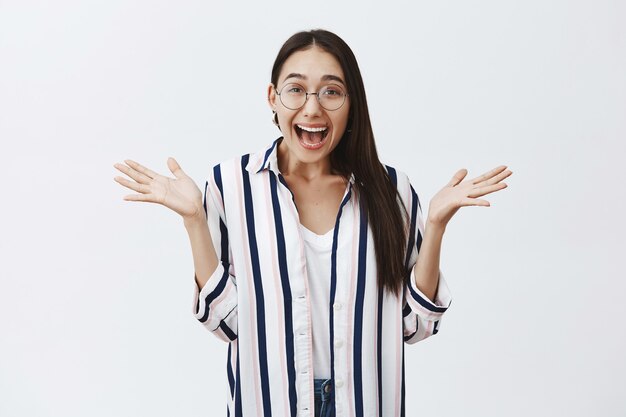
[[219, 219, 229, 264], [402, 303, 412, 318], [329, 186, 353, 413], [197, 265, 230, 322], [376, 289, 383, 417], [203, 180, 209, 218], [212, 165, 230, 264], [278, 175, 298, 211], [256, 137, 280, 173], [219, 320, 238, 341], [269, 173, 298, 417], [416, 229, 423, 252], [227, 343, 235, 398], [386, 165, 398, 187], [409, 186, 424, 254], [433, 320, 440, 335], [408, 284, 449, 313], [405, 186, 418, 271], [235, 340, 242, 417], [353, 196, 368, 417], [241, 154, 273, 416], [214, 164, 224, 201], [403, 329, 417, 342]]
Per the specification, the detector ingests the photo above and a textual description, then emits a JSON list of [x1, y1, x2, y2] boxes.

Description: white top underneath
[[299, 223, 334, 380]]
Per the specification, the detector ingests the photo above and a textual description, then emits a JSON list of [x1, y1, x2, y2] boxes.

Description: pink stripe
[[374, 293, 380, 415], [234, 161, 263, 417], [214, 326, 229, 342], [345, 199, 358, 417], [263, 176, 290, 417], [231, 341, 238, 414], [208, 277, 235, 324], [425, 319, 433, 339], [395, 294, 402, 417]]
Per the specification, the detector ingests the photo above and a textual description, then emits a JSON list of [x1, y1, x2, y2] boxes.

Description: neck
[[277, 138, 334, 181]]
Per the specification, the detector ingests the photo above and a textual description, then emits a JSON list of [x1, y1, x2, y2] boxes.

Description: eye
[[321, 85, 344, 96], [283, 84, 305, 94]]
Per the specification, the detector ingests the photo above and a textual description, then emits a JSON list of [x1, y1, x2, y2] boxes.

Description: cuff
[[406, 267, 452, 321], [192, 261, 237, 324]]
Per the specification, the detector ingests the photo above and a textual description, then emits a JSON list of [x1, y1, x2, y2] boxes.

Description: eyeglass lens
[[279, 83, 346, 111]]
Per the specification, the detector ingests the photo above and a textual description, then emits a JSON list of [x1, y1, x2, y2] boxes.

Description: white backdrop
[[1, 1, 625, 416]]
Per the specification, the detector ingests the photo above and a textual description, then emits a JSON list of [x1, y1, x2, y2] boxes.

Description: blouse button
[[334, 340, 343, 348], [335, 379, 344, 388], [333, 302, 343, 310]]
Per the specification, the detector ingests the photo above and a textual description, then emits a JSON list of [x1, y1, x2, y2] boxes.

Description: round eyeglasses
[[276, 83, 348, 111]]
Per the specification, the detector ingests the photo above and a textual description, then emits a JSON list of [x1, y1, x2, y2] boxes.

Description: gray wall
[[1, 0, 624, 415]]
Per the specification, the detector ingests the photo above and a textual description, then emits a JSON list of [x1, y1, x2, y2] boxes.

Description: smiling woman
[[269, 46, 351, 163], [113, 29, 511, 417]]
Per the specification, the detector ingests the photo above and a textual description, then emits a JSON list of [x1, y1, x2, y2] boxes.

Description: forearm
[[412, 220, 445, 302], [184, 213, 220, 289]]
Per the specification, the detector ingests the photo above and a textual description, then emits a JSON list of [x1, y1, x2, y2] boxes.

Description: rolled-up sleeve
[[396, 172, 452, 344], [191, 165, 238, 342], [403, 269, 452, 344]]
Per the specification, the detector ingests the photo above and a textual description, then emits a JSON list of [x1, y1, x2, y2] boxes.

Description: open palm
[[113, 157, 203, 219], [428, 165, 513, 227]]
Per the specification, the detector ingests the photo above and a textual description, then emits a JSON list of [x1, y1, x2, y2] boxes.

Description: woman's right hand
[[113, 157, 204, 220]]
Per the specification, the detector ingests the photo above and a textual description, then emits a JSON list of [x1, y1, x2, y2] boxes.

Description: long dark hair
[[271, 29, 409, 297]]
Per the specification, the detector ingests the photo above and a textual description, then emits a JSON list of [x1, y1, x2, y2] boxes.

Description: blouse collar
[[246, 137, 355, 185]]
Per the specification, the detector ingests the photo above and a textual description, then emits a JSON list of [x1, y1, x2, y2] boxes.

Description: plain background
[[1, 0, 625, 416]]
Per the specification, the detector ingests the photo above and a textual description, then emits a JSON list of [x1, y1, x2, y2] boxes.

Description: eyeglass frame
[[274, 82, 349, 111]]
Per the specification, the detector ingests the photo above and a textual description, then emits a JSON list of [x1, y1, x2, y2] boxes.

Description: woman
[[114, 29, 511, 417]]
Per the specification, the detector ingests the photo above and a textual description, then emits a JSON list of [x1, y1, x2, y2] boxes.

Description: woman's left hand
[[427, 165, 513, 229]]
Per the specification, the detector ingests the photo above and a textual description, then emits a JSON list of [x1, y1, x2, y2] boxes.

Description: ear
[[267, 83, 277, 110]]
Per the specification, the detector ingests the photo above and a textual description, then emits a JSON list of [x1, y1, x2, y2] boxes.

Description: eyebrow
[[282, 73, 346, 86]]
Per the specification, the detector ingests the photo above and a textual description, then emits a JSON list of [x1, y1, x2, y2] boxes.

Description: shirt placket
[[275, 170, 316, 416], [328, 186, 353, 416], [271, 159, 355, 417]]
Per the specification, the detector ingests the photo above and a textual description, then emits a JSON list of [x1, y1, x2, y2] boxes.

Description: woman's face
[[268, 46, 350, 167]]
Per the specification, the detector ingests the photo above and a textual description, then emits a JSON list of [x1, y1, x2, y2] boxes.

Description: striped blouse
[[192, 137, 452, 417]]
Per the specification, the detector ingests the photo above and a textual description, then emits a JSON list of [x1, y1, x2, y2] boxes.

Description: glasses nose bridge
[[302, 91, 323, 111]]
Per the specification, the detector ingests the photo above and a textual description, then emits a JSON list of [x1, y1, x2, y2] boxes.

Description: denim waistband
[[314, 378, 333, 396]]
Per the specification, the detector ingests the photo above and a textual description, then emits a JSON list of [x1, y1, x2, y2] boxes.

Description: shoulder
[[209, 139, 277, 181], [382, 163, 420, 211], [383, 164, 410, 189], [207, 151, 258, 184], [382, 164, 414, 196]]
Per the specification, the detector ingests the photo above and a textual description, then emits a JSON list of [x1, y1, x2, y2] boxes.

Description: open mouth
[[294, 124, 329, 150]]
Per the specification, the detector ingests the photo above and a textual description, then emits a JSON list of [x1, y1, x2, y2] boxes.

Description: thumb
[[167, 157, 186, 179], [447, 168, 467, 187]]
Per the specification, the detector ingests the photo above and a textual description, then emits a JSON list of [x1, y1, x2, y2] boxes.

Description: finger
[[461, 197, 490, 207], [114, 176, 150, 194], [167, 157, 187, 179], [470, 165, 507, 185], [447, 168, 468, 187], [123, 193, 158, 203], [467, 182, 507, 198], [475, 168, 512, 187], [124, 159, 159, 180], [113, 162, 152, 185]]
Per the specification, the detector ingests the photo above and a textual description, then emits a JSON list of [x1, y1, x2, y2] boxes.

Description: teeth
[[297, 124, 327, 133]]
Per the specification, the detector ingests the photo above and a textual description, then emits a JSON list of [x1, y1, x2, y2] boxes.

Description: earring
[[272, 110, 280, 127]]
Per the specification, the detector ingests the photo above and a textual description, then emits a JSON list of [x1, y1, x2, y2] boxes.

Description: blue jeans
[[313, 378, 334, 417]]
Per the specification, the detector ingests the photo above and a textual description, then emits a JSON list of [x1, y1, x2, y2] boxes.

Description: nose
[[302, 92, 323, 117]]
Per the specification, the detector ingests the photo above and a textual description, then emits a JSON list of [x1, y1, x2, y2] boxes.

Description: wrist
[[426, 218, 446, 236], [183, 211, 206, 229]]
